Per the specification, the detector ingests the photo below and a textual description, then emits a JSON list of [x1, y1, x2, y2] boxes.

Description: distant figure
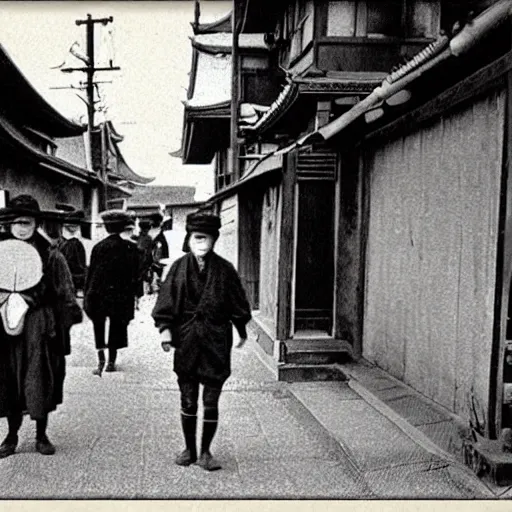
[[58, 210, 87, 295], [134, 219, 154, 299], [0, 195, 82, 458], [84, 210, 141, 376], [151, 218, 173, 280], [152, 212, 251, 471]]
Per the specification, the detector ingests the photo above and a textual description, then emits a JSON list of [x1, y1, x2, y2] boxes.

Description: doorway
[[293, 180, 335, 336]]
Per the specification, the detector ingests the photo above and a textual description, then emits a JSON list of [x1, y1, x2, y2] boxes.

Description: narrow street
[[0, 295, 497, 499]]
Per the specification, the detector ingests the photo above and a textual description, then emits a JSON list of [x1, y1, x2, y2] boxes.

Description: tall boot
[[197, 407, 221, 471], [0, 413, 23, 459], [93, 350, 106, 377], [35, 415, 55, 455], [106, 348, 117, 372], [175, 412, 197, 466]]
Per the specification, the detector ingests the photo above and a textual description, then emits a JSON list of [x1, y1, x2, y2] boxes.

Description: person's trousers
[[92, 317, 128, 349], [178, 377, 222, 456], [92, 317, 128, 364]]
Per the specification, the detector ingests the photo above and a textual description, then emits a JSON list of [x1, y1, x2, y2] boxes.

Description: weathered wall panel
[[259, 183, 281, 334], [364, 89, 505, 422], [216, 194, 238, 267], [0, 158, 86, 210]]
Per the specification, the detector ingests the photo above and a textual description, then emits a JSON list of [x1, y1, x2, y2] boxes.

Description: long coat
[[0, 233, 82, 420], [58, 237, 87, 291], [152, 252, 252, 386], [84, 234, 140, 323]]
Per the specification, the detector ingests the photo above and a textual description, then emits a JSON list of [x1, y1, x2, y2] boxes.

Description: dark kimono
[[58, 237, 87, 291], [0, 233, 82, 420], [83, 234, 140, 347], [134, 232, 154, 295], [152, 252, 252, 386]]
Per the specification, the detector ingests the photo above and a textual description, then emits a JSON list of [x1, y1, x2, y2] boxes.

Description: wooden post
[[277, 150, 297, 341], [231, 1, 240, 181]]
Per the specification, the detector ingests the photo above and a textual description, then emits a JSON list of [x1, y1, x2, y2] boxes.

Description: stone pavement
[[0, 295, 502, 499]]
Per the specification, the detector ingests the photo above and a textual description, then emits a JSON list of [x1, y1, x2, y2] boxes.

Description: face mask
[[189, 232, 214, 257], [10, 217, 36, 241]]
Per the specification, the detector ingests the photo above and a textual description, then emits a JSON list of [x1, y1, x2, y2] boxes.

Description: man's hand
[[160, 329, 172, 352], [235, 336, 247, 349]]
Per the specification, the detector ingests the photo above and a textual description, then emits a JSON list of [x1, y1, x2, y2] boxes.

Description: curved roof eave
[[193, 11, 232, 34], [0, 114, 96, 184], [0, 43, 86, 137]]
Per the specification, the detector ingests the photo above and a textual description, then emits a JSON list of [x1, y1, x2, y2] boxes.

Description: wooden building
[[125, 185, 207, 232], [176, 0, 512, 477], [303, 0, 512, 448], [0, 42, 99, 214]]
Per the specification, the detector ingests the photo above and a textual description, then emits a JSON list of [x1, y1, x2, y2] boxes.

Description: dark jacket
[[84, 234, 140, 323], [152, 252, 251, 385], [58, 237, 87, 291]]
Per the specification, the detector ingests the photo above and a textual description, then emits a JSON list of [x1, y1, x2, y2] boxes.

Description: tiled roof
[[193, 11, 232, 34], [192, 33, 267, 52], [241, 82, 300, 134], [126, 186, 199, 207], [0, 114, 94, 183], [0, 43, 85, 137], [185, 51, 232, 108], [55, 134, 89, 169]]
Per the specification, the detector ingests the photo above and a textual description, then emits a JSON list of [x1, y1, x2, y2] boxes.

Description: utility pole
[[61, 14, 120, 209], [231, 1, 241, 182]]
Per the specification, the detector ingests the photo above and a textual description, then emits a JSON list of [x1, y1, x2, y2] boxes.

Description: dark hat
[[63, 210, 86, 224], [55, 203, 76, 213], [183, 212, 221, 252], [185, 212, 221, 236], [139, 219, 152, 231], [101, 209, 136, 234], [0, 194, 43, 223]]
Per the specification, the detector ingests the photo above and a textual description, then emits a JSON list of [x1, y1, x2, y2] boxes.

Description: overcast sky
[[0, 1, 231, 196]]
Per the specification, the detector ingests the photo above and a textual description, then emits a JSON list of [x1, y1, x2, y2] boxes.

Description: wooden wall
[[363, 89, 505, 422], [258, 183, 282, 334], [0, 157, 87, 211], [215, 194, 239, 267], [335, 148, 364, 354]]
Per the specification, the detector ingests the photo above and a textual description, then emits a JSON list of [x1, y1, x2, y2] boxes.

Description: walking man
[[84, 210, 140, 376], [152, 212, 251, 471]]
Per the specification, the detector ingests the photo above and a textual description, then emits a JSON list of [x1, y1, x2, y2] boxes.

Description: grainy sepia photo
[[0, 0, 511, 504]]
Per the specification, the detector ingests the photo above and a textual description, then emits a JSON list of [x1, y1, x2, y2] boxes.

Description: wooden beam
[[366, 51, 512, 143], [277, 149, 297, 341]]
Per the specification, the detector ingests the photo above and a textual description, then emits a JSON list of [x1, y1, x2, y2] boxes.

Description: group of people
[[0, 193, 252, 472]]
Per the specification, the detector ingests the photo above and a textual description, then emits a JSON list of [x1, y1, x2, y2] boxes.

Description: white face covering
[[189, 232, 214, 258], [62, 224, 80, 240]]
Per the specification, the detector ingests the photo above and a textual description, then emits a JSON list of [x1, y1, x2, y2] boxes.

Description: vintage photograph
[[0, 0, 510, 502]]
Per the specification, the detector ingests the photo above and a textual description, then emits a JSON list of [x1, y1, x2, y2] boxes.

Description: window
[[215, 149, 233, 191], [326, 1, 439, 39], [366, 1, 402, 37], [277, 0, 314, 61]]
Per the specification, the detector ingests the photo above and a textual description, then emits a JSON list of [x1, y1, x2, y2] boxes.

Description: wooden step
[[464, 436, 512, 486], [283, 339, 352, 365], [278, 363, 348, 382]]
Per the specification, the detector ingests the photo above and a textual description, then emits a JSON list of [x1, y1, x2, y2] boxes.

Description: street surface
[[0, 295, 499, 499]]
